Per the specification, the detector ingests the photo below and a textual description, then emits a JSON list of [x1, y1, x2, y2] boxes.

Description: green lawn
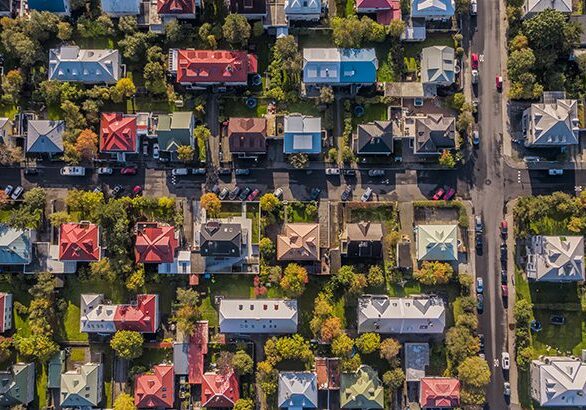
[[285, 202, 318, 223], [404, 33, 455, 59], [126, 97, 170, 114], [220, 97, 268, 119], [246, 203, 260, 244], [283, 100, 321, 117], [69, 347, 86, 362], [297, 32, 335, 49], [355, 103, 388, 124], [349, 204, 398, 232], [219, 202, 243, 218], [145, 276, 187, 316], [133, 346, 172, 369], [35, 364, 47, 409]]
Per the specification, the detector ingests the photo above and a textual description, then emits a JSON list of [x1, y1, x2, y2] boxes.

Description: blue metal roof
[[283, 132, 322, 154], [28, 0, 68, 13]]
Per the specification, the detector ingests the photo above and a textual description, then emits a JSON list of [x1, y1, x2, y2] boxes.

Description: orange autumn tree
[[75, 129, 98, 161]]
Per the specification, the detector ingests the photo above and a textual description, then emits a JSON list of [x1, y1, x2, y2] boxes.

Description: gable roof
[[0, 225, 32, 265], [230, 0, 267, 14], [278, 372, 318, 409], [157, 0, 195, 13], [188, 321, 209, 384], [228, 117, 268, 153], [80, 294, 160, 333], [414, 114, 456, 154], [340, 365, 384, 409], [277, 223, 320, 261], [420, 377, 460, 408], [100, 0, 140, 14], [173, 49, 258, 84], [524, 0, 571, 15], [26, 120, 65, 154], [100, 113, 138, 153], [356, 0, 398, 9], [219, 298, 298, 334], [526, 235, 585, 282], [200, 222, 242, 257], [358, 294, 446, 334], [416, 224, 458, 261], [135, 223, 178, 264], [201, 370, 240, 407], [156, 112, 194, 151], [60, 363, 103, 408], [524, 99, 579, 146], [411, 0, 454, 17], [135, 365, 174, 408], [303, 48, 378, 84], [284, 114, 322, 154], [284, 0, 321, 15], [59, 222, 101, 262], [0, 363, 35, 407], [531, 357, 586, 407], [421, 46, 455, 85], [49, 46, 121, 84], [356, 121, 393, 154]]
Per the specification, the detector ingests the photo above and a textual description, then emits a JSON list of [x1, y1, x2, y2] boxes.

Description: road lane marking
[[479, 54, 485, 62], [494, 359, 500, 368]]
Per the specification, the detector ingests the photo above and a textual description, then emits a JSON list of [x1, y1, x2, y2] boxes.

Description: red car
[[500, 220, 508, 239], [471, 53, 479, 70], [247, 188, 261, 201], [496, 76, 503, 91], [120, 167, 137, 175], [444, 187, 456, 200], [501, 284, 509, 298], [432, 187, 445, 200], [133, 185, 143, 196]]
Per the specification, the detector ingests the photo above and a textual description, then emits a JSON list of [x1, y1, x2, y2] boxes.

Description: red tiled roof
[[114, 294, 159, 333], [0, 294, 5, 333], [188, 321, 209, 384], [201, 370, 240, 407], [157, 0, 195, 14], [100, 113, 138, 153], [175, 50, 258, 84], [420, 377, 460, 409], [227, 117, 267, 153], [356, 0, 399, 9], [376, 7, 402, 24], [135, 364, 175, 408], [59, 222, 101, 262], [135, 224, 178, 264], [316, 357, 340, 390]]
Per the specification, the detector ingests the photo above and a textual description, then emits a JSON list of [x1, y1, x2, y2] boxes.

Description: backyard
[[220, 97, 268, 119], [285, 201, 319, 223], [348, 203, 398, 232]]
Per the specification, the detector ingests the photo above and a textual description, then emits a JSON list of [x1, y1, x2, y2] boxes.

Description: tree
[[88, 257, 116, 282], [114, 393, 137, 410], [14, 334, 59, 362], [118, 31, 154, 62], [222, 14, 251, 45], [176, 287, 199, 306], [280, 263, 308, 298], [115, 78, 136, 99], [331, 333, 353, 357], [341, 146, 355, 164], [388, 19, 406, 38], [414, 261, 453, 285], [200, 193, 221, 217], [456, 313, 478, 330], [177, 145, 194, 162], [22, 187, 46, 213], [125, 266, 145, 291], [318, 86, 335, 104], [327, 147, 338, 163], [446, 326, 480, 363], [260, 193, 280, 213], [0, 143, 22, 165], [232, 350, 253, 375], [234, 399, 254, 410], [0, 191, 9, 208], [348, 273, 368, 296], [522, 9, 580, 62], [144, 61, 166, 95], [458, 273, 473, 291], [74, 129, 98, 161], [61, 100, 87, 130], [259, 237, 275, 260], [509, 34, 529, 51], [1, 69, 23, 103], [0, 337, 11, 364], [367, 265, 385, 287], [383, 368, 405, 390], [514, 298, 533, 325], [340, 354, 361, 372], [320, 316, 343, 343], [380, 338, 401, 362], [118, 16, 138, 34], [355, 333, 380, 354], [508, 48, 536, 81], [164, 19, 185, 43], [56, 21, 73, 40], [517, 346, 535, 369], [458, 356, 491, 387], [456, 110, 473, 133], [288, 153, 309, 169], [449, 92, 466, 111], [110, 330, 144, 359]]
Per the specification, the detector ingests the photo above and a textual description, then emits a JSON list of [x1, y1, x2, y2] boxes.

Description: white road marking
[[479, 54, 485, 62], [494, 359, 500, 368]]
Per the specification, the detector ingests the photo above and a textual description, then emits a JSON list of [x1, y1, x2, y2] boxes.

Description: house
[[157, 0, 196, 17], [405, 343, 429, 382], [411, 0, 454, 20], [278, 372, 318, 409], [0, 0, 11, 16], [415, 224, 458, 261], [0, 118, 13, 145], [284, 0, 321, 20], [156, 111, 195, 152], [47, 351, 65, 390], [228, 117, 268, 155], [315, 357, 340, 390], [201, 370, 240, 407], [354, 121, 393, 155], [135, 223, 178, 264], [0, 363, 35, 407], [199, 221, 242, 257], [355, 0, 400, 25], [100, 113, 138, 155], [0, 293, 12, 334], [522, 99, 579, 147], [523, 0, 571, 18], [100, 0, 140, 15], [340, 365, 384, 409], [135, 365, 175, 409], [303, 48, 378, 86], [26, 120, 64, 155], [59, 222, 101, 262], [172, 321, 208, 383], [526, 235, 584, 282], [229, 0, 267, 18], [277, 223, 320, 261], [357, 295, 446, 334], [80, 294, 160, 333], [531, 357, 586, 407], [49, 46, 121, 84], [410, 114, 456, 154], [60, 363, 103, 408], [341, 221, 383, 258], [169, 49, 258, 86], [218, 298, 298, 334], [0, 225, 32, 266], [283, 114, 322, 154], [421, 46, 455, 86], [27, 0, 70, 14], [419, 377, 460, 408]]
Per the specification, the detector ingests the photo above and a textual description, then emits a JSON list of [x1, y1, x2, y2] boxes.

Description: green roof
[[340, 365, 384, 409], [156, 112, 194, 151]]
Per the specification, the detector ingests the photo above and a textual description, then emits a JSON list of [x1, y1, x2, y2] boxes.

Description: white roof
[[284, 114, 321, 134], [303, 48, 377, 63], [219, 299, 298, 334], [525, 99, 579, 146], [531, 357, 586, 407], [278, 372, 318, 409], [524, 0, 571, 15], [80, 293, 117, 333], [421, 46, 455, 86], [416, 224, 458, 261], [358, 295, 445, 334], [412, 0, 455, 16], [526, 236, 585, 282]]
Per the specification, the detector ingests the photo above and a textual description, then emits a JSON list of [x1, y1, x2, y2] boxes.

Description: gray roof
[[278, 372, 318, 409], [100, 0, 140, 14], [358, 295, 446, 334], [526, 235, 585, 282], [60, 363, 103, 408], [0, 225, 32, 265], [416, 224, 458, 261], [156, 112, 194, 151], [421, 46, 455, 86], [200, 222, 242, 257], [524, 0, 571, 16], [405, 343, 429, 382], [523, 99, 579, 146], [219, 298, 298, 334], [411, 0, 455, 18], [414, 114, 456, 154], [0, 363, 35, 407], [49, 46, 121, 84], [356, 121, 393, 154], [531, 357, 586, 407], [48, 351, 66, 389], [26, 120, 65, 153]]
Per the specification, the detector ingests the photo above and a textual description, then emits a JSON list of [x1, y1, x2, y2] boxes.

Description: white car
[[504, 382, 511, 396], [470, 0, 477, 14], [361, 187, 373, 202], [171, 168, 189, 176], [10, 186, 23, 200], [472, 69, 479, 84], [97, 167, 113, 175], [153, 143, 160, 160], [273, 187, 284, 199], [325, 168, 340, 175], [60, 166, 86, 176], [501, 352, 510, 370], [548, 169, 563, 176], [523, 156, 540, 163]]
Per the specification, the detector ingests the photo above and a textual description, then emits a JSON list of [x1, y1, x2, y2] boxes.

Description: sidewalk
[[505, 199, 519, 407]]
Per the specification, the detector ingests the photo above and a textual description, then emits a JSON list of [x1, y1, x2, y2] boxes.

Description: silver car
[[361, 187, 373, 202]]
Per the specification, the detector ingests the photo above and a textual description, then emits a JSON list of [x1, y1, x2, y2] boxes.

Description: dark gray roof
[[0, 363, 35, 407], [200, 222, 242, 257], [414, 114, 455, 153], [356, 121, 393, 154]]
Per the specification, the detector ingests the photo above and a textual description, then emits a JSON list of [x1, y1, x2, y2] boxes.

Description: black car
[[239, 187, 252, 201], [24, 168, 39, 175], [550, 315, 566, 325], [341, 185, 352, 201], [475, 235, 483, 249], [218, 168, 232, 175], [477, 294, 484, 313], [479, 334, 485, 352], [310, 188, 321, 201], [112, 185, 124, 198], [500, 243, 507, 261], [342, 169, 356, 176], [501, 269, 508, 284]]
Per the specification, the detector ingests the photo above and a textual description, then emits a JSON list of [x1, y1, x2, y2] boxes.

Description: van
[[60, 166, 86, 176]]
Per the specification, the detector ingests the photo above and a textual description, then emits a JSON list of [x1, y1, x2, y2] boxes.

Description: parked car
[[218, 168, 232, 175], [326, 168, 341, 176], [500, 243, 507, 262], [24, 168, 39, 176], [60, 166, 86, 176], [132, 185, 143, 196], [342, 169, 356, 176], [548, 169, 564, 176], [500, 220, 508, 239], [473, 130, 480, 145], [143, 142, 149, 156], [496, 75, 503, 91], [341, 185, 352, 201], [550, 315, 566, 325], [273, 187, 284, 200], [120, 167, 137, 175], [4, 185, 13, 196], [211, 184, 220, 194], [218, 187, 229, 200], [471, 52, 479, 69], [368, 169, 385, 177], [10, 186, 23, 200], [192, 168, 207, 175], [501, 284, 509, 298], [501, 352, 510, 370], [239, 187, 251, 201], [112, 185, 124, 197], [97, 167, 113, 175], [235, 169, 251, 176], [229, 186, 241, 200], [432, 187, 445, 200], [444, 187, 456, 200], [501, 269, 508, 284], [475, 215, 483, 233], [523, 156, 541, 163], [172, 168, 189, 176], [310, 187, 321, 201], [476, 235, 483, 250], [504, 382, 511, 396], [477, 294, 484, 313], [361, 187, 373, 202], [479, 334, 485, 352], [247, 189, 261, 201], [476, 277, 484, 294], [472, 69, 479, 84], [470, 0, 477, 14], [152, 143, 160, 160]]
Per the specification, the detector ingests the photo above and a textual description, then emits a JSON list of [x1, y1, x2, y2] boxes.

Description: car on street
[[500, 243, 507, 262], [361, 187, 373, 202], [143, 142, 149, 156], [310, 188, 321, 201], [218, 168, 232, 175], [153, 143, 160, 160], [501, 269, 508, 284], [342, 169, 356, 176], [471, 53, 479, 69], [192, 168, 207, 175], [473, 130, 480, 145], [247, 189, 261, 201], [501, 284, 509, 299], [120, 167, 137, 175], [341, 185, 352, 201], [4, 185, 13, 196], [61, 166, 86, 176], [472, 69, 479, 84], [132, 185, 143, 196], [172, 168, 189, 176], [476, 294, 484, 313], [326, 168, 340, 175], [10, 186, 23, 200], [112, 185, 124, 197], [24, 168, 39, 176], [496, 75, 503, 91], [476, 277, 484, 294], [502, 352, 510, 370], [550, 315, 566, 325], [229, 186, 241, 200], [432, 187, 445, 200], [273, 188, 284, 199], [548, 169, 563, 176], [239, 187, 251, 201], [470, 0, 477, 14], [368, 169, 385, 177], [500, 220, 508, 239], [479, 334, 485, 352], [235, 169, 251, 176], [504, 382, 511, 396], [211, 184, 220, 194], [444, 187, 456, 200], [97, 167, 113, 175], [476, 235, 483, 250], [523, 156, 541, 163], [218, 187, 229, 200], [475, 215, 483, 233]]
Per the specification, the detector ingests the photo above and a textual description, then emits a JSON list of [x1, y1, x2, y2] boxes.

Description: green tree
[[222, 14, 251, 45], [280, 263, 308, 298], [446, 326, 480, 364], [509, 34, 529, 51], [388, 19, 405, 38], [516, 346, 535, 369], [458, 356, 491, 387], [367, 265, 385, 287], [260, 193, 280, 212], [114, 393, 137, 410], [234, 399, 254, 410], [355, 333, 380, 354], [115, 78, 136, 99], [125, 266, 145, 291], [456, 110, 473, 133], [177, 145, 194, 162], [456, 313, 478, 330], [508, 48, 536, 81], [118, 31, 154, 62], [144, 61, 167, 95], [380, 338, 401, 362], [232, 350, 253, 375], [110, 330, 144, 359], [458, 273, 474, 291], [514, 299, 533, 325], [1, 69, 23, 104], [382, 368, 405, 390], [88, 257, 116, 282], [318, 86, 335, 104], [331, 333, 353, 357], [288, 153, 309, 169], [414, 261, 454, 285], [449, 92, 466, 111], [200, 193, 221, 217], [14, 334, 59, 362], [118, 16, 138, 34], [340, 354, 362, 372], [259, 237, 275, 260], [56, 21, 73, 40]]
